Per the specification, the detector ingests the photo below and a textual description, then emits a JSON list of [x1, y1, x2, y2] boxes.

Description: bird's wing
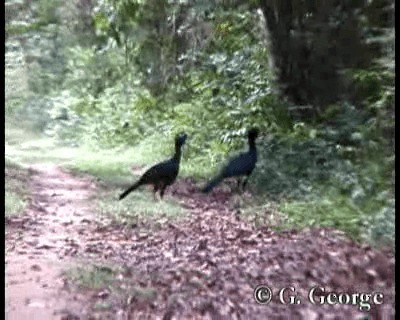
[[222, 152, 256, 177], [143, 158, 178, 178]]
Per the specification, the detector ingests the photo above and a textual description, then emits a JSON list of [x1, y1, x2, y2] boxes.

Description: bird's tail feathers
[[119, 180, 141, 200], [201, 174, 223, 193]]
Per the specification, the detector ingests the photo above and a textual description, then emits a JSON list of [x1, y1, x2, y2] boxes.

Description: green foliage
[[5, 160, 30, 218], [6, 0, 61, 37], [257, 0, 394, 108], [93, 12, 110, 33], [278, 178, 392, 242], [210, 10, 260, 54], [35, 0, 61, 25], [5, 42, 30, 117], [6, 21, 44, 37], [248, 99, 393, 246], [43, 45, 153, 146], [156, 10, 287, 167], [64, 46, 129, 98], [363, 199, 395, 248], [5, 0, 394, 248]]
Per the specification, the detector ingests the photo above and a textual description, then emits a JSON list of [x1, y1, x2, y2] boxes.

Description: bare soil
[[5, 164, 395, 320]]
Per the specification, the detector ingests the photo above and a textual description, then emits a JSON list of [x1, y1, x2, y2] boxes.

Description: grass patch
[[7, 123, 392, 248], [180, 156, 218, 180], [67, 133, 215, 182], [66, 148, 137, 185], [5, 122, 40, 146], [362, 198, 395, 249], [65, 263, 158, 317], [241, 198, 288, 229], [5, 120, 77, 165], [96, 186, 187, 228], [278, 197, 363, 239], [6, 124, 188, 228], [275, 183, 394, 247], [66, 145, 214, 184], [5, 159, 30, 218], [241, 187, 394, 248], [66, 264, 117, 290], [6, 122, 212, 185]]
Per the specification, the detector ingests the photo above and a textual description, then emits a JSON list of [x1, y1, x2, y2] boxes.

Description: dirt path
[[5, 164, 395, 319], [5, 164, 98, 319]]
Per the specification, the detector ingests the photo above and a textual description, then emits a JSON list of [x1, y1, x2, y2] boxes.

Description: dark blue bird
[[202, 128, 259, 193]]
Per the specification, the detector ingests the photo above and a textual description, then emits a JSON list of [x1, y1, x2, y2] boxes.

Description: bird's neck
[[173, 145, 182, 161], [248, 139, 257, 151]]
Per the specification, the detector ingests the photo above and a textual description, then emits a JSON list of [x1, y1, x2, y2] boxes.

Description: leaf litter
[[5, 165, 395, 319]]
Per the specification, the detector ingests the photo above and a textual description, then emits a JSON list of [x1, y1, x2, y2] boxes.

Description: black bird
[[202, 128, 259, 193], [119, 133, 188, 200]]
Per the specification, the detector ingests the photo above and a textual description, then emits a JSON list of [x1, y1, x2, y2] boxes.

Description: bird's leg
[[160, 185, 167, 199], [242, 175, 250, 192], [153, 185, 159, 201], [236, 178, 242, 193]]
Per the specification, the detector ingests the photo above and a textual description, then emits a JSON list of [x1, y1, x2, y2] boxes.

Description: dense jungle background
[[5, 0, 395, 319]]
